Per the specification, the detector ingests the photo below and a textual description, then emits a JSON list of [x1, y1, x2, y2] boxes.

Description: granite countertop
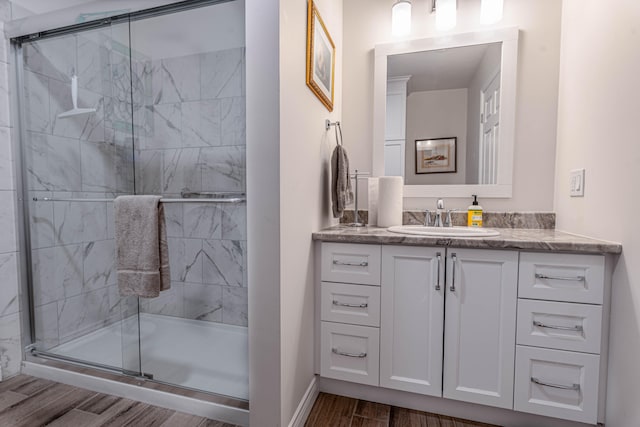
[[312, 226, 622, 254]]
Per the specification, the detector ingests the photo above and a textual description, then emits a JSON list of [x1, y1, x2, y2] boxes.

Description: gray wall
[[405, 88, 468, 185]]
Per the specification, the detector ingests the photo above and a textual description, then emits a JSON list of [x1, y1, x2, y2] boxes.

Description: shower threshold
[[42, 313, 248, 401]]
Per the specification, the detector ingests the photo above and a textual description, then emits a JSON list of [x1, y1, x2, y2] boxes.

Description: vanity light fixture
[[480, 0, 504, 25], [391, 0, 504, 37], [435, 0, 457, 31], [392, 0, 412, 37]]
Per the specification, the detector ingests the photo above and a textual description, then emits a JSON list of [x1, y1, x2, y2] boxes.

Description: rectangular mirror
[[373, 28, 519, 198]]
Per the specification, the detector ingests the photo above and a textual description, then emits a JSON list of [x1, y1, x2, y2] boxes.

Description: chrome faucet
[[426, 198, 455, 227], [424, 209, 432, 226], [433, 199, 445, 227]]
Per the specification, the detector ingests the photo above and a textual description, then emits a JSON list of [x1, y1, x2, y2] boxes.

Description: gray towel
[[331, 144, 354, 218], [115, 195, 171, 298]]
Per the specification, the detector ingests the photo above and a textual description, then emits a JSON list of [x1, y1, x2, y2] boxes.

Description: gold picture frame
[[306, 0, 335, 112]]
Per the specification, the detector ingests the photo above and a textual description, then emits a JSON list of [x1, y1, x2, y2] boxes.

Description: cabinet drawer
[[320, 322, 380, 386], [518, 252, 605, 304], [514, 346, 599, 424], [321, 282, 381, 327], [321, 243, 381, 285], [517, 299, 602, 354]]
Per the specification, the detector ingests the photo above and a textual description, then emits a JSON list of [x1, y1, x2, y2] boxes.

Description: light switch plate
[[570, 168, 585, 197]]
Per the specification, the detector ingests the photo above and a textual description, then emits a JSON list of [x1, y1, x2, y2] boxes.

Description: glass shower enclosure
[[15, 0, 248, 402]]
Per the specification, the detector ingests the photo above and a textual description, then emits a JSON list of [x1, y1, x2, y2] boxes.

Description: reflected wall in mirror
[[373, 28, 519, 198], [387, 42, 501, 185]]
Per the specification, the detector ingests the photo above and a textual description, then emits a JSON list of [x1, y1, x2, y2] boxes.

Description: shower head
[[57, 74, 97, 119]]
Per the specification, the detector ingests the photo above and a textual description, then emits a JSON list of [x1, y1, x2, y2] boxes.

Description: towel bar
[[32, 195, 246, 204]]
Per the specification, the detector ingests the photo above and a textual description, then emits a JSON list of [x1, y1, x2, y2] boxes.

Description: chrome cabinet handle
[[332, 348, 367, 358], [531, 377, 580, 391], [333, 260, 368, 267], [332, 300, 368, 308], [535, 273, 585, 282], [435, 252, 442, 291], [450, 253, 457, 292], [533, 320, 583, 332]]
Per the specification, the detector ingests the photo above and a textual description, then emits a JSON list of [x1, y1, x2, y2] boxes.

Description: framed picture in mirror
[[415, 137, 457, 174], [306, 0, 335, 111]]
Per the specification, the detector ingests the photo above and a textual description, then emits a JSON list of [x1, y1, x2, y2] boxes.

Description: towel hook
[[325, 119, 343, 146], [325, 119, 340, 130]]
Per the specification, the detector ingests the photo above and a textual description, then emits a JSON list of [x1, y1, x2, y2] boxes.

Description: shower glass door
[[20, 0, 248, 400], [128, 1, 248, 399], [21, 19, 142, 375]]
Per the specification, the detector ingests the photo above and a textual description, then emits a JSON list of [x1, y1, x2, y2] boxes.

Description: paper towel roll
[[367, 178, 379, 227], [377, 177, 403, 227]]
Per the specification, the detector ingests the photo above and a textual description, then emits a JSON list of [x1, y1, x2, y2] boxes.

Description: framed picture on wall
[[415, 137, 457, 174], [306, 0, 335, 112]]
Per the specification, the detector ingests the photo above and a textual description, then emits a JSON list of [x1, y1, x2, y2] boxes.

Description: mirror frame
[[373, 27, 519, 198]]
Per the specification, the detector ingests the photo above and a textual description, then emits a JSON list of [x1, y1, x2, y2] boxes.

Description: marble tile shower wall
[[24, 31, 247, 352], [134, 49, 247, 328], [0, 1, 23, 378], [24, 29, 140, 350]]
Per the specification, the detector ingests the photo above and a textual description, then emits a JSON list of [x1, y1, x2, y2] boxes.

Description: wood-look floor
[[0, 375, 239, 427], [305, 393, 501, 427]]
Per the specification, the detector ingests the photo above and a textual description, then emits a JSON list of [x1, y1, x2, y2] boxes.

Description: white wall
[[405, 89, 467, 185], [466, 43, 501, 184], [343, 0, 562, 211], [278, 0, 341, 424], [554, 1, 640, 426], [246, 0, 281, 424]]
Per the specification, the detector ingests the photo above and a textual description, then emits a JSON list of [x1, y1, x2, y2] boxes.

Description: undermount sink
[[387, 225, 501, 238]]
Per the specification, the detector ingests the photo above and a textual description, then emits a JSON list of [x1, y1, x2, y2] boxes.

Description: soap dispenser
[[467, 195, 483, 227]]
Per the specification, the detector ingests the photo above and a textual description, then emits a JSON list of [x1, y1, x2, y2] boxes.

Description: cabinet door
[[384, 140, 405, 178], [443, 249, 518, 409], [385, 92, 406, 140], [380, 245, 444, 396]]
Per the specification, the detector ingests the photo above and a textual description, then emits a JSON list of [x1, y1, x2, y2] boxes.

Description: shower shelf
[[32, 193, 246, 204]]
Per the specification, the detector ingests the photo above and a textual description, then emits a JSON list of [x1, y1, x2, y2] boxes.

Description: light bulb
[[480, 0, 504, 25], [435, 0, 456, 31], [392, 1, 411, 37]]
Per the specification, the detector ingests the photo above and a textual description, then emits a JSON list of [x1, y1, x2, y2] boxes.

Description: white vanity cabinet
[[317, 242, 612, 425]]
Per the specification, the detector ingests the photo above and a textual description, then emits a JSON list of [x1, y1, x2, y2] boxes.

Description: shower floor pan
[[48, 313, 248, 400]]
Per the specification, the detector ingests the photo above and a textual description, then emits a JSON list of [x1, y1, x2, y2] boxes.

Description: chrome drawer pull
[[531, 377, 580, 391], [533, 320, 583, 332], [332, 348, 367, 358], [435, 252, 442, 291], [332, 300, 368, 308], [333, 260, 368, 267], [535, 273, 585, 282]]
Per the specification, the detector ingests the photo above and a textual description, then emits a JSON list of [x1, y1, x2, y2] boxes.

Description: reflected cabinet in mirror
[[373, 28, 519, 198]]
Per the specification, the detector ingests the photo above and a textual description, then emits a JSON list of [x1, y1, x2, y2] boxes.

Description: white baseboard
[[22, 362, 249, 426], [288, 375, 319, 427]]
